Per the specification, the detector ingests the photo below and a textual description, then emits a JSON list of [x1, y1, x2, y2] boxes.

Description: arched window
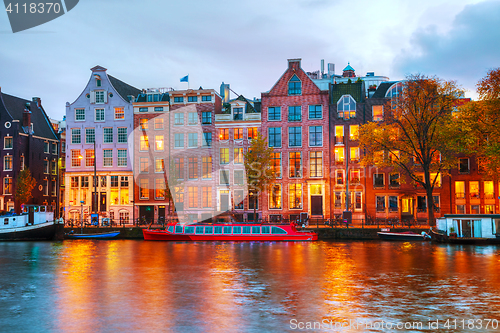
[[288, 75, 301, 95], [385, 82, 403, 98], [337, 95, 356, 119]]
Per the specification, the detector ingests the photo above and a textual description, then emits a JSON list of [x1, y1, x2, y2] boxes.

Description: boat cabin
[[167, 224, 289, 235], [1, 205, 54, 228], [436, 214, 500, 239]]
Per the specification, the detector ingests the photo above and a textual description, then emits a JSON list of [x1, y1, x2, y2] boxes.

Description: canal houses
[[0, 89, 59, 213], [64, 66, 141, 224], [261, 59, 331, 221]]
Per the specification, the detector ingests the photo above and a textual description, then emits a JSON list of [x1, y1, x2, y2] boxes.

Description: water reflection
[[0, 241, 499, 332]]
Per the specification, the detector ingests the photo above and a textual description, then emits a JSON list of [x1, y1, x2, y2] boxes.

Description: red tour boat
[[143, 223, 318, 241]]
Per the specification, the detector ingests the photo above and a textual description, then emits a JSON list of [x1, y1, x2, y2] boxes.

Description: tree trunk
[[253, 192, 257, 223], [426, 186, 436, 227]]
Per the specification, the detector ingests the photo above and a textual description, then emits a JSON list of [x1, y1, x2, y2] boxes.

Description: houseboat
[[0, 205, 61, 241], [433, 214, 500, 244], [143, 223, 318, 241]]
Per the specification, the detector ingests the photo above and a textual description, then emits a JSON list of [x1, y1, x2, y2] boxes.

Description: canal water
[[0, 240, 499, 332]]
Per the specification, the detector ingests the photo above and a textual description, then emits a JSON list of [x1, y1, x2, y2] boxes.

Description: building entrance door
[[310, 184, 323, 216], [99, 192, 106, 212]]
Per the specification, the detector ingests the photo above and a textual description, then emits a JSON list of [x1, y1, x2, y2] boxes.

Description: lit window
[[202, 157, 212, 179], [219, 128, 229, 141], [140, 118, 148, 130], [85, 149, 94, 167], [155, 179, 165, 200], [202, 187, 212, 207], [188, 158, 198, 179], [271, 152, 281, 178], [350, 125, 359, 140], [71, 150, 81, 167], [248, 127, 258, 140], [337, 95, 356, 119], [175, 158, 184, 179], [3, 155, 12, 171], [154, 118, 164, 130], [335, 147, 344, 164], [289, 184, 302, 209], [4, 137, 13, 149], [234, 148, 243, 164], [220, 148, 229, 164], [372, 105, 383, 121], [114, 107, 124, 120], [188, 187, 198, 208], [140, 179, 149, 199], [234, 128, 243, 140], [310, 151, 322, 177], [234, 189, 244, 210], [155, 158, 165, 173], [269, 184, 282, 209], [3, 177, 12, 195], [140, 135, 149, 151], [155, 135, 164, 151], [289, 152, 302, 178]]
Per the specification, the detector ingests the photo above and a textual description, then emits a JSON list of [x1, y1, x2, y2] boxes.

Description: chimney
[[287, 58, 301, 70], [32, 97, 41, 108], [23, 103, 32, 128]]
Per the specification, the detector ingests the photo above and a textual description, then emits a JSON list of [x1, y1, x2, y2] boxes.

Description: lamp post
[[92, 140, 97, 219], [80, 200, 84, 234]]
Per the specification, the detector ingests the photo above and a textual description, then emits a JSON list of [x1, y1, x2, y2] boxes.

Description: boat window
[[252, 226, 260, 234], [205, 226, 213, 234], [175, 225, 183, 234], [262, 226, 270, 234], [4, 218, 8, 225], [271, 226, 287, 234], [195, 226, 204, 234], [185, 226, 195, 234], [167, 226, 174, 233], [40, 206, 46, 212], [214, 226, 223, 234], [233, 226, 242, 234], [243, 226, 251, 234], [223, 226, 232, 234]]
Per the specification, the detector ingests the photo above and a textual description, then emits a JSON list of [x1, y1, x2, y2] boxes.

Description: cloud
[[395, 0, 500, 95]]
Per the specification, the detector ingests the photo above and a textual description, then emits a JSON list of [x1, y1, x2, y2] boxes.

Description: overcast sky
[[1, 0, 499, 120]]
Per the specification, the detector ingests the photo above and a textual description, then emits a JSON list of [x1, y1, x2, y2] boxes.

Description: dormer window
[[385, 82, 403, 98], [95, 74, 102, 87], [288, 75, 301, 95], [337, 95, 356, 119], [233, 107, 243, 120]]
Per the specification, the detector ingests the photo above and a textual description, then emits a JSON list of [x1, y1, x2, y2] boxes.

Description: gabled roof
[[0, 92, 58, 140], [108, 75, 142, 102]]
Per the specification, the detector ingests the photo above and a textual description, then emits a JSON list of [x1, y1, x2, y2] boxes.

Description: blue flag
[[180, 75, 189, 82]]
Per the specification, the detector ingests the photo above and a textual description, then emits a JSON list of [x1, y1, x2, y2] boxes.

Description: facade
[[64, 66, 141, 224], [261, 58, 331, 222], [214, 95, 261, 222], [0, 89, 59, 212]]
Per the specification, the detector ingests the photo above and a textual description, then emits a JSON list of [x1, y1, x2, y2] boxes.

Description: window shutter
[[90, 90, 95, 104], [103, 91, 108, 104]]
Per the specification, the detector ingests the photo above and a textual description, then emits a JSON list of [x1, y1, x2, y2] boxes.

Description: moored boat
[[377, 231, 431, 241], [0, 205, 61, 241], [65, 230, 121, 240], [143, 223, 318, 241]]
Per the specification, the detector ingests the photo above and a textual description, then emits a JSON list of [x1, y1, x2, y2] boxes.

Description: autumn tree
[[243, 132, 275, 222], [359, 74, 463, 226], [15, 169, 36, 214], [457, 68, 500, 178]]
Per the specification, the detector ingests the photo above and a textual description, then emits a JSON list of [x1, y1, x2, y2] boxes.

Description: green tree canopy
[[359, 74, 464, 226]]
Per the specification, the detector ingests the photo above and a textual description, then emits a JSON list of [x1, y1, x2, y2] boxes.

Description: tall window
[[140, 118, 148, 130], [455, 181, 465, 199], [202, 132, 212, 147], [374, 173, 384, 187], [269, 184, 282, 209], [234, 128, 243, 140], [220, 170, 230, 185], [335, 147, 344, 164], [288, 75, 301, 95], [268, 107, 281, 121], [248, 127, 258, 140], [188, 133, 197, 148], [220, 148, 229, 164], [234, 190, 244, 209], [3, 155, 12, 171], [188, 187, 198, 208], [43, 160, 49, 174], [85, 128, 95, 144], [95, 108, 105, 121], [271, 152, 281, 178], [336, 170, 344, 185], [155, 158, 165, 173], [103, 128, 113, 143], [75, 108, 85, 121], [268, 127, 281, 148], [155, 135, 164, 151], [114, 107, 124, 120], [350, 147, 360, 163], [308, 105, 322, 119], [85, 149, 94, 167], [459, 158, 469, 173], [140, 135, 149, 151], [202, 112, 212, 124], [155, 179, 165, 200], [310, 151, 322, 177], [376, 196, 386, 212], [4, 177, 12, 195], [219, 128, 229, 141], [288, 106, 301, 121], [233, 107, 243, 120], [202, 187, 212, 208], [188, 112, 198, 125], [71, 150, 81, 167], [289, 184, 302, 209], [289, 152, 302, 178], [175, 158, 184, 179], [103, 149, 112, 166], [389, 173, 400, 187], [234, 170, 244, 185], [174, 134, 183, 148], [309, 126, 322, 146], [350, 125, 359, 140], [234, 148, 243, 164], [154, 118, 164, 130], [140, 179, 149, 199], [289, 127, 301, 147], [118, 128, 127, 143], [174, 113, 184, 125], [51, 160, 57, 175], [71, 129, 81, 144], [202, 157, 212, 179], [337, 95, 356, 119], [188, 157, 198, 179], [140, 157, 149, 173], [372, 105, 383, 121], [350, 169, 361, 184], [117, 149, 127, 166], [4, 137, 13, 149]]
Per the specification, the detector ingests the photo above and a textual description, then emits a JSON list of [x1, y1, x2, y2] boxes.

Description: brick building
[[261, 58, 330, 221]]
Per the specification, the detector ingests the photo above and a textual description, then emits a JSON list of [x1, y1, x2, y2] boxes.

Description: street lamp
[[80, 200, 84, 234]]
